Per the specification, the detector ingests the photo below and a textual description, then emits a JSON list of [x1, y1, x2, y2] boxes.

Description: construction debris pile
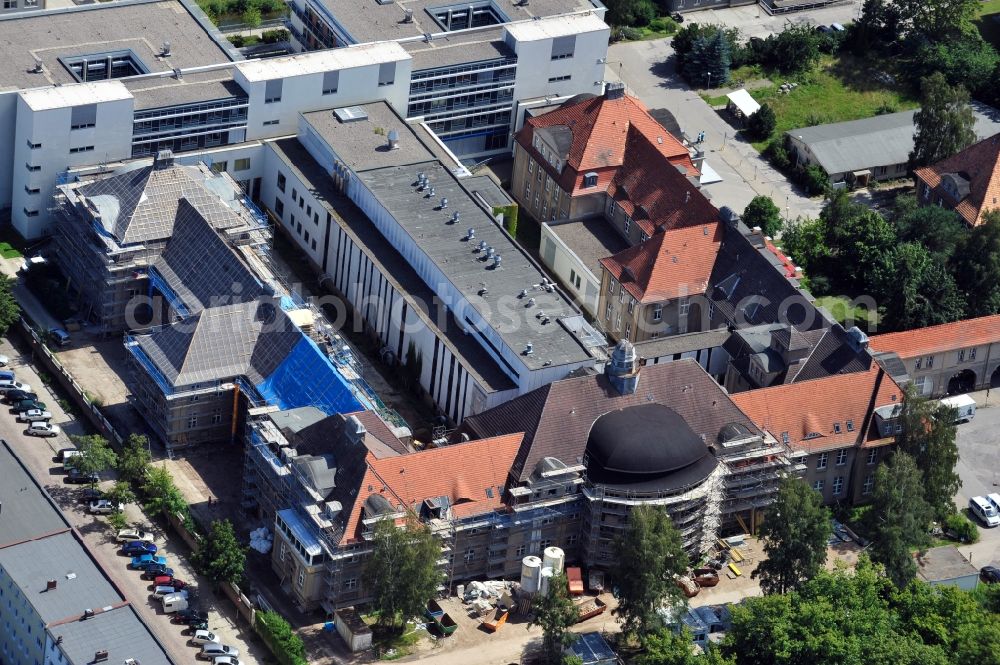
[[249, 526, 273, 554]]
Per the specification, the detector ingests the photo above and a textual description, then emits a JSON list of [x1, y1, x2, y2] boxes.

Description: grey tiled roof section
[[50, 605, 174, 665], [790, 325, 872, 382], [405, 35, 513, 70], [460, 359, 761, 482], [0, 531, 122, 622], [152, 199, 264, 315], [0, 441, 69, 546], [0, 0, 236, 91], [136, 300, 301, 387], [633, 329, 731, 359], [78, 163, 246, 245]]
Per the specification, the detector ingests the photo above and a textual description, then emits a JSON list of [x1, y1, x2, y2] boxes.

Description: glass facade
[[132, 97, 249, 158]]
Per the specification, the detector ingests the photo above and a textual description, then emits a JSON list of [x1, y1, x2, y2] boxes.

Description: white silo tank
[[543, 546, 565, 574], [520, 555, 542, 594], [539, 566, 554, 596]]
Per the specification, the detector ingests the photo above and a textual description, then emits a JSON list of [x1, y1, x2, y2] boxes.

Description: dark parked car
[[5, 390, 37, 404], [78, 487, 103, 503], [141, 564, 174, 580], [172, 609, 209, 625], [13, 399, 46, 414], [671, 11, 683, 21], [65, 468, 99, 484], [982, 565, 1000, 584], [122, 541, 158, 556]]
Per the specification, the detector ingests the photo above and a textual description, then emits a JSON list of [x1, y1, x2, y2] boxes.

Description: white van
[[969, 496, 1000, 527], [939, 394, 976, 423], [161, 592, 189, 613], [986, 493, 1000, 515]]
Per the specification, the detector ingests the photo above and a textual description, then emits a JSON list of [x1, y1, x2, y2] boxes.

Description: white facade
[[0, 563, 45, 665], [539, 222, 601, 316]]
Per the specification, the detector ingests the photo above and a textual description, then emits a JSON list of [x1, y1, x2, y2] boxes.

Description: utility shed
[[567, 632, 620, 665], [335, 607, 373, 653], [915, 546, 980, 591]]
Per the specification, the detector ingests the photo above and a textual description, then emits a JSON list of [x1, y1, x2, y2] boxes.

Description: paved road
[[0, 336, 265, 665], [952, 393, 1000, 569]]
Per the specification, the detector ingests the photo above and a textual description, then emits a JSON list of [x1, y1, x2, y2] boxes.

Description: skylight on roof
[[60, 49, 149, 82]]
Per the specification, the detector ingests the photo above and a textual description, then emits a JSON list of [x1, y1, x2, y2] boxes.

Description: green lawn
[[0, 243, 21, 259], [814, 295, 879, 330], [975, 0, 1000, 48]]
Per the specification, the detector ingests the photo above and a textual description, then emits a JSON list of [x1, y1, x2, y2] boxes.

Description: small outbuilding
[[334, 607, 373, 653], [567, 631, 620, 665], [726, 89, 760, 126], [915, 546, 980, 591]]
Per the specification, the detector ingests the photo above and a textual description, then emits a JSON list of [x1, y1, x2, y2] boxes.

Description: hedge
[[255, 610, 307, 665]]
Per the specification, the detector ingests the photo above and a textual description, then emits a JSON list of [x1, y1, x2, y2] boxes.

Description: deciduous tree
[[752, 477, 832, 595], [909, 73, 976, 169], [866, 452, 932, 587], [117, 433, 152, 488], [742, 195, 782, 236], [874, 242, 965, 331], [194, 519, 247, 587], [70, 434, 117, 487], [896, 388, 961, 518], [612, 505, 689, 639], [0, 276, 20, 336], [745, 104, 777, 142], [364, 514, 444, 629], [950, 211, 1000, 317], [531, 573, 579, 664]]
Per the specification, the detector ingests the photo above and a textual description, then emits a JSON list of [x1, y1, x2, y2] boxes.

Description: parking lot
[[952, 392, 1000, 570], [0, 335, 267, 665]]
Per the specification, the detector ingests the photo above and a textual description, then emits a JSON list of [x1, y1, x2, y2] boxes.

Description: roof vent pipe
[[493, 254, 502, 268], [477, 239, 487, 251], [467, 227, 475, 239], [387, 129, 399, 149], [452, 211, 460, 223], [428, 186, 436, 197], [440, 197, 448, 209], [525, 342, 533, 354], [403, 7, 413, 22]]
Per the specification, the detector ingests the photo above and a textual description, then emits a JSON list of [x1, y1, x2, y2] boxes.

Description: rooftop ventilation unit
[[486, 246, 495, 259], [428, 186, 436, 197], [493, 254, 502, 268], [527, 297, 535, 306], [333, 106, 369, 123], [161, 41, 172, 57], [387, 129, 399, 149], [46, 579, 57, 591], [440, 197, 448, 209], [466, 227, 475, 239], [536, 310, 545, 319], [31, 55, 43, 73], [519, 289, 527, 298], [416, 171, 425, 185], [477, 239, 487, 251], [452, 211, 461, 223], [403, 8, 413, 21], [94, 651, 109, 663], [525, 342, 533, 355], [376, 0, 393, 5], [542, 316, 550, 324]]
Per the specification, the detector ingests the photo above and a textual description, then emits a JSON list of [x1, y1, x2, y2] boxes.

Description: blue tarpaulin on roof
[[255, 335, 366, 416]]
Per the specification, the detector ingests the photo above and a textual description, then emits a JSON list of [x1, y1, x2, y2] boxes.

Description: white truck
[[939, 394, 976, 423], [161, 592, 189, 613]]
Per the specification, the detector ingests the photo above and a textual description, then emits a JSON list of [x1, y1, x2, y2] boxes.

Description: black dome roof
[[587, 403, 709, 476]]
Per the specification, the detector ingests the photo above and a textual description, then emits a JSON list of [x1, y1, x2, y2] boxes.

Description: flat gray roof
[[126, 72, 245, 110], [312, 0, 600, 46], [0, 440, 70, 547], [50, 605, 174, 665], [916, 546, 979, 583], [463, 174, 514, 209], [404, 33, 512, 70], [358, 160, 595, 369], [547, 217, 629, 278], [0, 0, 235, 92], [787, 105, 1000, 175], [634, 329, 731, 360], [0, 531, 123, 623], [303, 104, 438, 172], [270, 138, 516, 392]]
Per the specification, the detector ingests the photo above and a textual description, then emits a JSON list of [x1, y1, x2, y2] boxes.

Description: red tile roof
[[732, 365, 902, 454], [869, 314, 1000, 359], [913, 132, 1000, 226], [606, 128, 718, 236], [599, 222, 722, 303], [515, 92, 697, 196], [340, 433, 523, 544]]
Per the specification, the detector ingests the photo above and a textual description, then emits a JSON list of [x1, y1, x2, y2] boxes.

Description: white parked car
[[152, 586, 189, 600], [0, 354, 9, 366], [17, 409, 51, 423], [189, 630, 219, 646], [212, 657, 242, 665], [199, 644, 239, 660], [88, 499, 122, 515], [0, 380, 30, 393], [27, 422, 60, 437], [116, 528, 155, 543]]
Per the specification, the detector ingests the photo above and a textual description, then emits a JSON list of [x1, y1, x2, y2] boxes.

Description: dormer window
[[583, 172, 598, 188]]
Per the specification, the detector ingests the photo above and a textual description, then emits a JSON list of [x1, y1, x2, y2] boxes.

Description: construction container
[[543, 546, 565, 574]]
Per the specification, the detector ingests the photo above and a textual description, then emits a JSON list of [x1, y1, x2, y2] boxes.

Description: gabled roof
[[869, 313, 1000, 359], [731, 365, 901, 453], [151, 199, 265, 315], [341, 434, 523, 544], [606, 127, 716, 236], [135, 299, 302, 387], [913, 132, 1000, 226], [77, 160, 246, 245], [460, 360, 760, 483], [515, 90, 696, 195], [600, 222, 722, 303]]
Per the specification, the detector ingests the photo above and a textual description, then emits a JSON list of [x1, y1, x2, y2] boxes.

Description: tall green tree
[[752, 477, 832, 595], [683, 29, 731, 88], [867, 452, 933, 587], [70, 434, 118, 487], [105, 480, 136, 509], [0, 276, 20, 335], [950, 211, 1000, 317], [604, 0, 656, 26], [612, 505, 689, 640], [893, 0, 979, 39], [635, 629, 734, 665], [909, 73, 976, 169], [896, 388, 961, 518], [742, 195, 782, 237], [531, 573, 579, 664], [745, 104, 777, 142], [143, 465, 187, 515], [892, 196, 966, 262], [363, 514, 444, 629], [117, 433, 152, 488], [766, 24, 821, 74], [194, 519, 247, 587], [822, 192, 897, 294], [874, 242, 965, 331]]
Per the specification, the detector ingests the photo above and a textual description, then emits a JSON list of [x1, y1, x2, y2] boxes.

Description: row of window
[[815, 473, 876, 497], [209, 157, 251, 173], [815, 447, 878, 471]]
